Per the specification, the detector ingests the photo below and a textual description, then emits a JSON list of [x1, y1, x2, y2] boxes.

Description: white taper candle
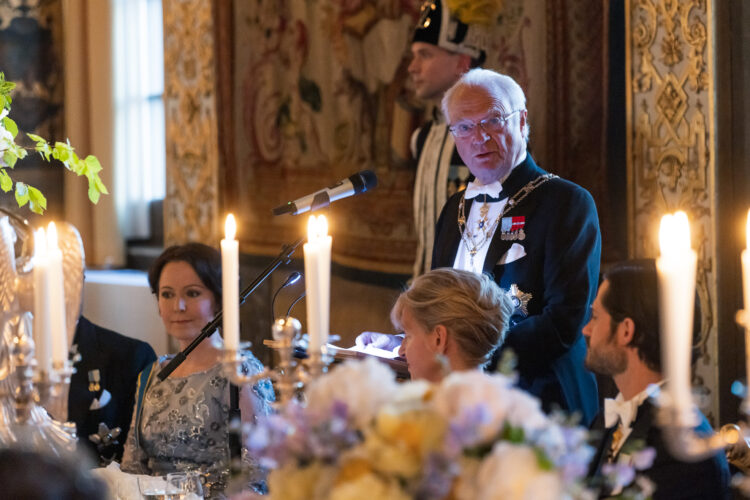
[[33, 227, 52, 374], [47, 222, 67, 367], [221, 214, 240, 351], [656, 211, 697, 417], [303, 215, 331, 354]]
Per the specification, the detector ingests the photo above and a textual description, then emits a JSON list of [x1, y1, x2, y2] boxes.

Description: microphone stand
[[156, 237, 304, 381]]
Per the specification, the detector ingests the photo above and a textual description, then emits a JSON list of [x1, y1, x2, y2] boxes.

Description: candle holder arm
[[657, 404, 738, 462]]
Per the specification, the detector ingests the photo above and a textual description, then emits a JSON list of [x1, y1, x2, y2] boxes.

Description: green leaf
[[84, 155, 102, 175], [29, 133, 53, 161], [3, 149, 17, 168], [36, 142, 52, 162], [0, 168, 11, 192], [533, 447, 554, 471], [64, 156, 82, 175], [27, 185, 47, 214], [52, 141, 75, 163], [2, 116, 17, 138], [501, 424, 525, 444], [94, 176, 109, 195], [88, 182, 101, 204], [0, 72, 14, 110], [14, 182, 28, 207], [12, 142, 27, 160]]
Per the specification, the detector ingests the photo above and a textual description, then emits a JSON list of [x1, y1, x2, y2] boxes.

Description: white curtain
[[113, 0, 165, 240]]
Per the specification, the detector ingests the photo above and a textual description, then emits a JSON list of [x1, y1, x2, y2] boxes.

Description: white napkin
[[498, 243, 526, 264], [91, 462, 141, 500]]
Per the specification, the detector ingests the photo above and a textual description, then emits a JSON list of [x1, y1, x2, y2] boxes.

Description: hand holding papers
[[328, 342, 408, 378]]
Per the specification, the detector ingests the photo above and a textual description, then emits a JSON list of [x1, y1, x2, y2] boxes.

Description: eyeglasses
[[448, 110, 522, 139]]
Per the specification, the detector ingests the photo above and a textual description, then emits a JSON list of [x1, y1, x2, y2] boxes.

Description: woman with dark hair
[[121, 243, 273, 496]]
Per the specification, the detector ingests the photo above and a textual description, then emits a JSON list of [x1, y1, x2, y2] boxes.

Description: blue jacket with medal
[[68, 316, 157, 462], [432, 154, 600, 425]]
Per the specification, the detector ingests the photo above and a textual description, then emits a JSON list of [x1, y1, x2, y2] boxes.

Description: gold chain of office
[[457, 174, 558, 264]]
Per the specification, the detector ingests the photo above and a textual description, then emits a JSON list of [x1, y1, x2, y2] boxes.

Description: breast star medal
[[507, 284, 532, 316]]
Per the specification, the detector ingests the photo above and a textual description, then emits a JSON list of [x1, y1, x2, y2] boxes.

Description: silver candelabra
[[221, 316, 333, 405], [0, 211, 78, 455]]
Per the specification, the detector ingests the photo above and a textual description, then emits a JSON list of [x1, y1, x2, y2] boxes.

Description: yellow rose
[[268, 462, 334, 500], [329, 472, 411, 500], [335, 457, 373, 485], [360, 431, 422, 477], [376, 409, 446, 458]]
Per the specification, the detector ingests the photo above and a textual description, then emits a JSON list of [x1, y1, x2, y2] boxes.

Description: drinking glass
[[137, 475, 168, 500], [166, 471, 204, 499]]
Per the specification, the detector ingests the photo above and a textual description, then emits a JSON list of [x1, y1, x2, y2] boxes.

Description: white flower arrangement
[[242, 358, 652, 499]]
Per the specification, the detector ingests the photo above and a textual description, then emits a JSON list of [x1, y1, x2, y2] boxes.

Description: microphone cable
[[285, 290, 307, 319], [271, 272, 302, 323]]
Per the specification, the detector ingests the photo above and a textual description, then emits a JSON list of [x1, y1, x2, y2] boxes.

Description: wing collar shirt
[[453, 169, 514, 274]]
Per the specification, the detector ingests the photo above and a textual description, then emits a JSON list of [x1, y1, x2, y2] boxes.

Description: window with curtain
[[113, 0, 165, 240]]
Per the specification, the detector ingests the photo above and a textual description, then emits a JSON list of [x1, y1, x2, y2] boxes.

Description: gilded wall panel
[[626, 0, 717, 417], [162, 0, 219, 245]]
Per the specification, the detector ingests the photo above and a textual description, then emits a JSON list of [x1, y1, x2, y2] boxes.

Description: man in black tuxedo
[[359, 68, 600, 425], [68, 316, 156, 462], [584, 259, 730, 499]]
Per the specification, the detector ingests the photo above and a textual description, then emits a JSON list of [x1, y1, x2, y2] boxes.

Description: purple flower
[[630, 446, 656, 470], [414, 453, 458, 500], [602, 462, 636, 489]]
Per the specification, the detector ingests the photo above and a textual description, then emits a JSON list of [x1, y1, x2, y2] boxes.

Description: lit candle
[[32, 227, 52, 374], [656, 211, 698, 417], [303, 215, 331, 354], [742, 209, 750, 396], [47, 222, 67, 368], [221, 214, 240, 351]]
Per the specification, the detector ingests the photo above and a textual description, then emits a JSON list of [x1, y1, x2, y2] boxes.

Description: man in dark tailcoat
[[360, 68, 600, 425], [68, 316, 156, 462], [432, 68, 600, 424], [584, 259, 729, 498]]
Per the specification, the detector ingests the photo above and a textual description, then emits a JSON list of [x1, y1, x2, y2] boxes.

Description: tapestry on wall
[[219, 0, 609, 274]]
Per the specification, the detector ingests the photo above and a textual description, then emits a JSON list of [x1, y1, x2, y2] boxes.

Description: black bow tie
[[467, 193, 504, 203]]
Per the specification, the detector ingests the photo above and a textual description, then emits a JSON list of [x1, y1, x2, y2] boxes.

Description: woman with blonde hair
[[392, 268, 515, 381]]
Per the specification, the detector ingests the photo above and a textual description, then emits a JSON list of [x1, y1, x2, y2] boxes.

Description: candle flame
[[307, 215, 329, 242], [225, 214, 236, 240], [659, 211, 691, 256], [47, 221, 58, 251], [746, 208, 749, 252], [318, 215, 328, 238]]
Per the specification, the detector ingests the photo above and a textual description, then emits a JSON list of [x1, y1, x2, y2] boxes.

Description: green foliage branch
[[0, 72, 108, 214]]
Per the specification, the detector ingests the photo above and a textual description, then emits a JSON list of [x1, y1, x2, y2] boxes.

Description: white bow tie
[[604, 396, 639, 429], [464, 180, 504, 200]]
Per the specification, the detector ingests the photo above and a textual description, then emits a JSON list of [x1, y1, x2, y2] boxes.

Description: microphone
[[273, 170, 377, 216], [271, 272, 303, 321]]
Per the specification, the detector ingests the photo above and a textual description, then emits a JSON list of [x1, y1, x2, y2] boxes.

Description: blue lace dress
[[121, 353, 273, 497]]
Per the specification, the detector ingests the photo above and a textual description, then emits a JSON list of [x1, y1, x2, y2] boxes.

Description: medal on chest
[[88, 369, 101, 392], [500, 216, 526, 241]]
